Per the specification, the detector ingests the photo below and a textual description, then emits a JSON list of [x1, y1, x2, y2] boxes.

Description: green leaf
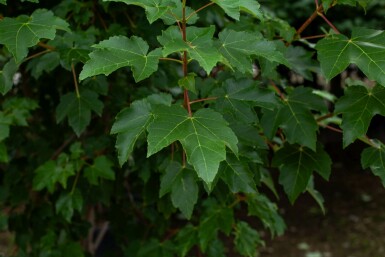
[[26, 52, 60, 79], [285, 45, 319, 80], [0, 9, 69, 62], [0, 59, 18, 95], [111, 94, 172, 166], [218, 29, 289, 73], [174, 224, 198, 257], [147, 105, 238, 184], [247, 193, 286, 236], [261, 87, 326, 150], [103, 0, 176, 24], [273, 143, 332, 203], [316, 28, 385, 85], [335, 85, 385, 147], [80, 36, 162, 82], [198, 200, 234, 251], [160, 162, 198, 219], [160, 0, 198, 25], [0, 142, 8, 163], [137, 238, 175, 257], [233, 221, 262, 257], [158, 26, 222, 74], [212, 0, 263, 20], [219, 154, 257, 194], [56, 89, 103, 136], [306, 176, 326, 214], [322, 0, 370, 11], [33, 154, 76, 193], [361, 142, 385, 187], [0, 114, 11, 142], [84, 156, 115, 185], [207, 239, 226, 257], [55, 190, 83, 222]]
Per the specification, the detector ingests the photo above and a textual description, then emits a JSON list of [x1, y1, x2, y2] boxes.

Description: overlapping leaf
[[322, 0, 370, 11], [80, 36, 162, 82], [0, 59, 18, 95], [316, 28, 385, 85], [84, 156, 115, 185], [212, 0, 263, 20], [160, 0, 198, 25], [56, 89, 103, 136], [361, 141, 385, 187], [218, 29, 289, 74], [158, 26, 222, 74], [111, 94, 172, 166], [147, 105, 238, 184], [261, 87, 327, 150], [335, 85, 385, 147], [219, 154, 257, 194], [160, 162, 199, 219], [0, 9, 69, 62], [273, 143, 332, 203], [103, 0, 176, 24]]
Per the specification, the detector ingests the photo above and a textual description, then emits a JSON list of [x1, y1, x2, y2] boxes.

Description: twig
[[316, 113, 335, 122], [160, 57, 183, 64], [186, 2, 215, 21], [71, 63, 81, 98], [23, 49, 52, 63], [189, 97, 217, 104], [270, 80, 285, 100]]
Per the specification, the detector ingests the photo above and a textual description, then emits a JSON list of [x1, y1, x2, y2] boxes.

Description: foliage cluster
[[1, 0, 385, 256]]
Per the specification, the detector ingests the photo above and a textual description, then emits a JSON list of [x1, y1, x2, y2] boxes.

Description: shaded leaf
[[361, 141, 385, 187], [174, 224, 198, 257], [160, 162, 199, 219], [80, 36, 162, 82], [55, 190, 83, 222], [335, 85, 385, 147], [233, 221, 262, 257], [0, 58, 18, 95], [316, 28, 385, 85], [306, 176, 326, 214], [198, 200, 234, 251], [219, 154, 257, 194], [33, 154, 76, 193], [0, 9, 69, 62], [56, 89, 103, 136], [247, 193, 286, 236], [84, 156, 115, 185], [0, 142, 8, 163], [147, 105, 238, 184], [273, 143, 332, 203]]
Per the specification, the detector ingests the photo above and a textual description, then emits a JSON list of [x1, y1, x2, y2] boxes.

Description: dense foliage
[[1, 0, 385, 256]]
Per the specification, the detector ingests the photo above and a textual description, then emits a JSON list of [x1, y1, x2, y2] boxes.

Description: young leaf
[[103, 0, 176, 24], [0, 9, 69, 62], [316, 28, 385, 85], [160, 162, 199, 219], [84, 156, 115, 185], [335, 85, 385, 147], [273, 143, 332, 203], [56, 89, 103, 136], [33, 155, 76, 193], [361, 142, 385, 187], [147, 105, 238, 184], [55, 190, 83, 222], [219, 154, 257, 194], [233, 221, 263, 257], [218, 29, 289, 74], [178, 73, 196, 93], [0, 59, 18, 95], [161, 0, 198, 25], [80, 36, 162, 82], [212, 0, 263, 21], [158, 26, 222, 74]]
